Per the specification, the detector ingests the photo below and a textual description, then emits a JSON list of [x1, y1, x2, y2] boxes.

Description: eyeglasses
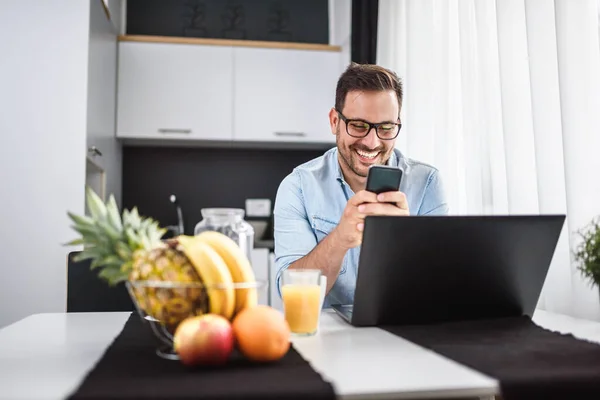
[[336, 110, 401, 140]]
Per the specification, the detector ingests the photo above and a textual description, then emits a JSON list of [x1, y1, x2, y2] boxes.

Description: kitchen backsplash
[[121, 145, 331, 241]]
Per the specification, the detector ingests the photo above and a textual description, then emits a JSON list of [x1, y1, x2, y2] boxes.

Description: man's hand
[[358, 190, 410, 217], [331, 190, 410, 250]]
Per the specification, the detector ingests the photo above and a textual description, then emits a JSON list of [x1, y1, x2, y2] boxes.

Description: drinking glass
[[281, 269, 322, 336]]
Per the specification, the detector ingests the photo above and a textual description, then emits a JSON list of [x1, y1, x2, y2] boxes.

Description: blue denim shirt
[[273, 147, 449, 308]]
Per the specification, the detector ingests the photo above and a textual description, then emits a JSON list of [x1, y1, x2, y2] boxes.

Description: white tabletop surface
[[0, 308, 599, 400], [293, 310, 498, 399]]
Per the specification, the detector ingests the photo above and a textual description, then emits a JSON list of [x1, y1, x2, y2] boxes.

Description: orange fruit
[[232, 305, 291, 362]]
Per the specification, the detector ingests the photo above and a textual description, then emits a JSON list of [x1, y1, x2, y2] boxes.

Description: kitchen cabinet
[[115, 39, 342, 147], [233, 47, 340, 144], [116, 42, 234, 141]]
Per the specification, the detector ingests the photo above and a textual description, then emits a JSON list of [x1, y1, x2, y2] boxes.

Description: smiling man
[[273, 63, 449, 308]]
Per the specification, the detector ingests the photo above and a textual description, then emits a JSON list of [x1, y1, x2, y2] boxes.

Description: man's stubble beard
[[336, 125, 390, 178], [336, 126, 368, 178]]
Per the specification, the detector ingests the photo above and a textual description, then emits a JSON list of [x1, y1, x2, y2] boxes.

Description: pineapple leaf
[[97, 267, 128, 286], [97, 219, 121, 242], [90, 257, 104, 270], [125, 229, 139, 251], [140, 235, 151, 250], [115, 241, 133, 260], [67, 212, 95, 228], [150, 223, 167, 244], [72, 250, 101, 262], [90, 255, 122, 271], [64, 238, 85, 246], [103, 254, 125, 266], [124, 227, 141, 248], [86, 187, 107, 221], [72, 252, 91, 262], [69, 223, 101, 238], [129, 207, 142, 229], [120, 260, 133, 273], [106, 195, 123, 232]]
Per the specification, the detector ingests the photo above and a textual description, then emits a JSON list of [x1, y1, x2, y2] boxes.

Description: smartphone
[[365, 165, 403, 194]]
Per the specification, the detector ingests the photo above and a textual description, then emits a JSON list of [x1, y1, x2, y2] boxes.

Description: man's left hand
[[357, 191, 410, 216]]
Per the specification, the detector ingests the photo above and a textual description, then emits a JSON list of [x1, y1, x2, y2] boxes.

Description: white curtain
[[377, 0, 600, 320]]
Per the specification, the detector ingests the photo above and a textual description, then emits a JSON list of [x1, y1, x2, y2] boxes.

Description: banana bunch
[[178, 232, 258, 319]]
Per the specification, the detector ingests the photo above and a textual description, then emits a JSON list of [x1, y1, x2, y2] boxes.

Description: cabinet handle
[[274, 131, 306, 137], [88, 146, 102, 156], [158, 128, 192, 134]]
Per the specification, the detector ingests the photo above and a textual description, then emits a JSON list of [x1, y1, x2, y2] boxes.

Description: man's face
[[330, 90, 400, 178]]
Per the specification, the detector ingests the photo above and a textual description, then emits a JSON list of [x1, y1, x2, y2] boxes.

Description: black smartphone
[[365, 165, 403, 194]]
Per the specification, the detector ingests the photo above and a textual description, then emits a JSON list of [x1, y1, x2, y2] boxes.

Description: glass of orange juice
[[281, 269, 322, 336]]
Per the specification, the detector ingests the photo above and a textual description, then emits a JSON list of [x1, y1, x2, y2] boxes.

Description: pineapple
[[66, 187, 208, 329]]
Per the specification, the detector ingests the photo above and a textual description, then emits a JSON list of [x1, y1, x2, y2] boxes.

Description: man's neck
[[347, 175, 366, 194]]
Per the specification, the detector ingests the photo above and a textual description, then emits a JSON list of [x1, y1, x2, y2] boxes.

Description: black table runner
[[381, 316, 600, 400], [68, 314, 336, 400]]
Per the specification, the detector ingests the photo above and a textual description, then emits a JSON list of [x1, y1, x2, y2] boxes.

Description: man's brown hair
[[335, 63, 403, 115]]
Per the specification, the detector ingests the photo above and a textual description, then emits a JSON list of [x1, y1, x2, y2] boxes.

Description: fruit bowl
[[126, 279, 268, 360]]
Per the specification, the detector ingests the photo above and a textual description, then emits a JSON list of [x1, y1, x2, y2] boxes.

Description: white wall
[[0, 1, 91, 328]]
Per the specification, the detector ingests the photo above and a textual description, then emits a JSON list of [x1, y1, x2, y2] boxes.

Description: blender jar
[[194, 208, 254, 261]]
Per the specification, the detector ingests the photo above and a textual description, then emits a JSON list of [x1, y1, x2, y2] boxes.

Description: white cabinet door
[[233, 47, 341, 144], [116, 42, 234, 141]]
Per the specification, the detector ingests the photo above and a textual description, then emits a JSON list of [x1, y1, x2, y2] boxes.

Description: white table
[[0, 309, 598, 400]]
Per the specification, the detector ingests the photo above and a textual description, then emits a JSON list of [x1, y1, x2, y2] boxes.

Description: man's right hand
[[332, 190, 379, 250]]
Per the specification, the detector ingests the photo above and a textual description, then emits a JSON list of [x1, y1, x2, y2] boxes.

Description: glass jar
[[194, 208, 254, 261]]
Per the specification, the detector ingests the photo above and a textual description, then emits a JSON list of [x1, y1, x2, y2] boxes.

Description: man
[[273, 63, 449, 308]]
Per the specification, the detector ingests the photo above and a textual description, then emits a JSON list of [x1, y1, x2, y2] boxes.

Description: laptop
[[332, 214, 565, 327]]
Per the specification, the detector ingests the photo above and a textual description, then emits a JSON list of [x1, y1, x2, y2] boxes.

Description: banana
[[196, 231, 258, 314], [177, 235, 236, 320]]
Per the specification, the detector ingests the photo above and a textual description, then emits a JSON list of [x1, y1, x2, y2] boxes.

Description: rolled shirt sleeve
[[272, 170, 318, 299], [417, 169, 450, 216]]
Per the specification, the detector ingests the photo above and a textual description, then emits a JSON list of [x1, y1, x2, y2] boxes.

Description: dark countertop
[[254, 239, 274, 251]]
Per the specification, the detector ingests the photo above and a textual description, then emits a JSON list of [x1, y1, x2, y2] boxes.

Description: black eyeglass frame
[[336, 109, 402, 140]]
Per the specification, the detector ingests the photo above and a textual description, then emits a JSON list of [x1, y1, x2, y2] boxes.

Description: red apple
[[173, 314, 234, 367]]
